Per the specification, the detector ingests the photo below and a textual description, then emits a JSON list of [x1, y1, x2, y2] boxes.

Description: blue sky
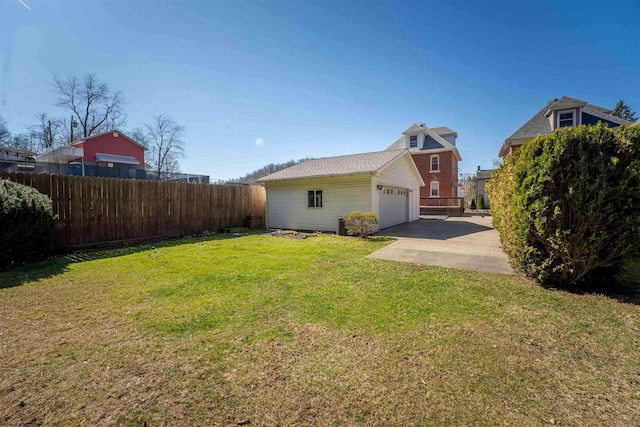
[[1, 0, 639, 180]]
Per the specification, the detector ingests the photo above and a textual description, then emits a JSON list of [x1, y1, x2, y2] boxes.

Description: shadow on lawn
[[544, 263, 640, 306], [0, 232, 256, 290]]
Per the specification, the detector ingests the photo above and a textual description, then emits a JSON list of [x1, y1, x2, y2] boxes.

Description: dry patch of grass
[[1, 234, 639, 426]]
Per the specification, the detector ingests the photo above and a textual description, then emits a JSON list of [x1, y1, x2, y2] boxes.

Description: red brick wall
[[74, 132, 145, 165], [411, 151, 458, 199]]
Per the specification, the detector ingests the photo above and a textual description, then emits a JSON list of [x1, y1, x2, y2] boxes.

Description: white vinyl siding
[[265, 175, 371, 232], [373, 155, 421, 224]]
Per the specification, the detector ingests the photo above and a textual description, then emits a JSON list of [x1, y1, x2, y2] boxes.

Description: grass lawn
[[1, 233, 639, 426]]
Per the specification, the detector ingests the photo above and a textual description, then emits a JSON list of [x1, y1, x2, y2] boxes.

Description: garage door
[[379, 187, 409, 229]]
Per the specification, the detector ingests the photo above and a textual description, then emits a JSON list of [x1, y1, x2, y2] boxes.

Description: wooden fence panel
[[1, 173, 266, 248]]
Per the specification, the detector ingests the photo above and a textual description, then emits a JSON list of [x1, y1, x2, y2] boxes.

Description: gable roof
[[387, 123, 462, 161], [499, 96, 635, 157], [257, 149, 423, 185], [70, 129, 146, 150]]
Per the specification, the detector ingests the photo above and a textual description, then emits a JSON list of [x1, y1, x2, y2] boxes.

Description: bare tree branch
[[143, 114, 186, 175], [51, 73, 126, 140]]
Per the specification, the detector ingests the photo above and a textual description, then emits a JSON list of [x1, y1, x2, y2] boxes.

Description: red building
[[38, 130, 146, 178], [387, 123, 462, 199]]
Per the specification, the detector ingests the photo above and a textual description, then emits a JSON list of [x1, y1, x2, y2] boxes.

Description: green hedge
[[487, 123, 640, 286], [0, 179, 55, 269]]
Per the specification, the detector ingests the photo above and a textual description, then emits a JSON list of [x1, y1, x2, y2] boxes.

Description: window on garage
[[430, 181, 439, 197], [308, 190, 323, 208]]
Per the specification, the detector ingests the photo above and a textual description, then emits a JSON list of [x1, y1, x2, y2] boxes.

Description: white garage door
[[379, 187, 409, 229]]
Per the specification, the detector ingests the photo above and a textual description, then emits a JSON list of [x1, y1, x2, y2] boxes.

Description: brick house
[[499, 96, 634, 158], [387, 123, 462, 200]]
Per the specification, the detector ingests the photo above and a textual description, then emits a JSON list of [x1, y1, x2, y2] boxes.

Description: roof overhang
[[258, 171, 373, 183], [95, 152, 140, 165], [36, 146, 84, 163]]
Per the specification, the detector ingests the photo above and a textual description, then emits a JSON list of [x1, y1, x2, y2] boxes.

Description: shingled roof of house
[[257, 149, 417, 182], [500, 96, 634, 157]]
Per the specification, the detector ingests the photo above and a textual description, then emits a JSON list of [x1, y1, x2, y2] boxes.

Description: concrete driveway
[[369, 213, 515, 275]]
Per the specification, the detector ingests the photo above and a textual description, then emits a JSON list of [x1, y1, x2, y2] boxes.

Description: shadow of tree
[[542, 263, 640, 306], [0, 232, 261, 290]]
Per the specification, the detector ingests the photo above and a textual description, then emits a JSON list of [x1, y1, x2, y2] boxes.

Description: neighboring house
[[499, 96, 634, 158], [386, 123, 462, 200], [37, 130, 145, 177], [0, 146, 37, 163], [475, 167, 496, 208], [257, 150, 424, 232]]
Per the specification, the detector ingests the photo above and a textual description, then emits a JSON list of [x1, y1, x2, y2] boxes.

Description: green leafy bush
[[476, 194, 486, 210], [343, 211, 379, 238], [0, 179, 55, 269], [487, 123, 640, 286]]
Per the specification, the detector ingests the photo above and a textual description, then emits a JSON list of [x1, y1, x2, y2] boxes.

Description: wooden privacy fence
[[2, 173, 266, 248]]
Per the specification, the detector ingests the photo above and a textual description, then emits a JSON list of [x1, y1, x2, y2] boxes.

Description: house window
[[558, 110, 575, 128], [409, 135, 417, 148], [308, 190, 323, 208], [430, 181, 439, 197], [430, 155, 439, 172]]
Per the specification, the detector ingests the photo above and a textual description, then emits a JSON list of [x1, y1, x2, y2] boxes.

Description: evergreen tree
[[612, 100, 637, 122]]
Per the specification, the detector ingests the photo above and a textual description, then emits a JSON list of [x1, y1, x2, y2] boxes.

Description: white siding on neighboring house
[[264, 175, 372, 232], [373, 154, 421, 224]]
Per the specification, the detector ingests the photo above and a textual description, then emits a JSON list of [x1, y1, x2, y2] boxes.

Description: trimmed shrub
[[343, 211, 379, 238], [0, 179, 55, 269], [487, 123, 640, 286], [470, 198, 476, 210], [476, 194, 485, 210]]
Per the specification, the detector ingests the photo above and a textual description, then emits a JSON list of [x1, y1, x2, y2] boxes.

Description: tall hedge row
[[487, 123, 640, 286], [0, 179, 55, 270]]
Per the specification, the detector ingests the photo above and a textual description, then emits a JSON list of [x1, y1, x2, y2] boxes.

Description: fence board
[[1, 173, 266, 248]]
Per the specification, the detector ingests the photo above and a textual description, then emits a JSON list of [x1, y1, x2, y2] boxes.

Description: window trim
[[307, 189, 323, 208], [557, 109, 576, 129], [409, 135, 418, 148], [430, 154, 440, 172], [430, 181, 440, 197]]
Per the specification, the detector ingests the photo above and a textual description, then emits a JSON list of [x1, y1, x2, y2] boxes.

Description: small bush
[[343, 211, 379, 238], [476, 194, 485, 210], [0, 179, 55, 269], [487, 123, 640, 286], [470, 198, 476, 210]]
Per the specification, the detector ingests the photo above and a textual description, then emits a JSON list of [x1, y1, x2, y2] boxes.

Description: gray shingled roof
[[386, 136, 405, 151], [431, 126, 457, 136], [257, 150, 408, 182], [477, 169, 496, 180], [402, 123, 427, 134], [582, 104, 631, 126], [505, 96, 634, 142]]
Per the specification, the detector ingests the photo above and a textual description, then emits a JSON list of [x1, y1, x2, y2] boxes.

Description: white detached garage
[[257, 149, 424, 233]]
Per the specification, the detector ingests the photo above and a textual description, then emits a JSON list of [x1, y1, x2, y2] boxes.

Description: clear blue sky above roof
[[1, 0, 638, 180]]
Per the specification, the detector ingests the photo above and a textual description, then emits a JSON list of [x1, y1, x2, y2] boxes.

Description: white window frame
[[308, 189, 323, 208], [430, 154, 440, 172], [409, 135, 418, 148], [557, 110, 575, 128], [430, 181, 439, 197]]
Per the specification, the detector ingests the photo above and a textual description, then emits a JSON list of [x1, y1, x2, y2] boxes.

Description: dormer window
[[557, 110, 575, 128], [409, 135, 417, 148]]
